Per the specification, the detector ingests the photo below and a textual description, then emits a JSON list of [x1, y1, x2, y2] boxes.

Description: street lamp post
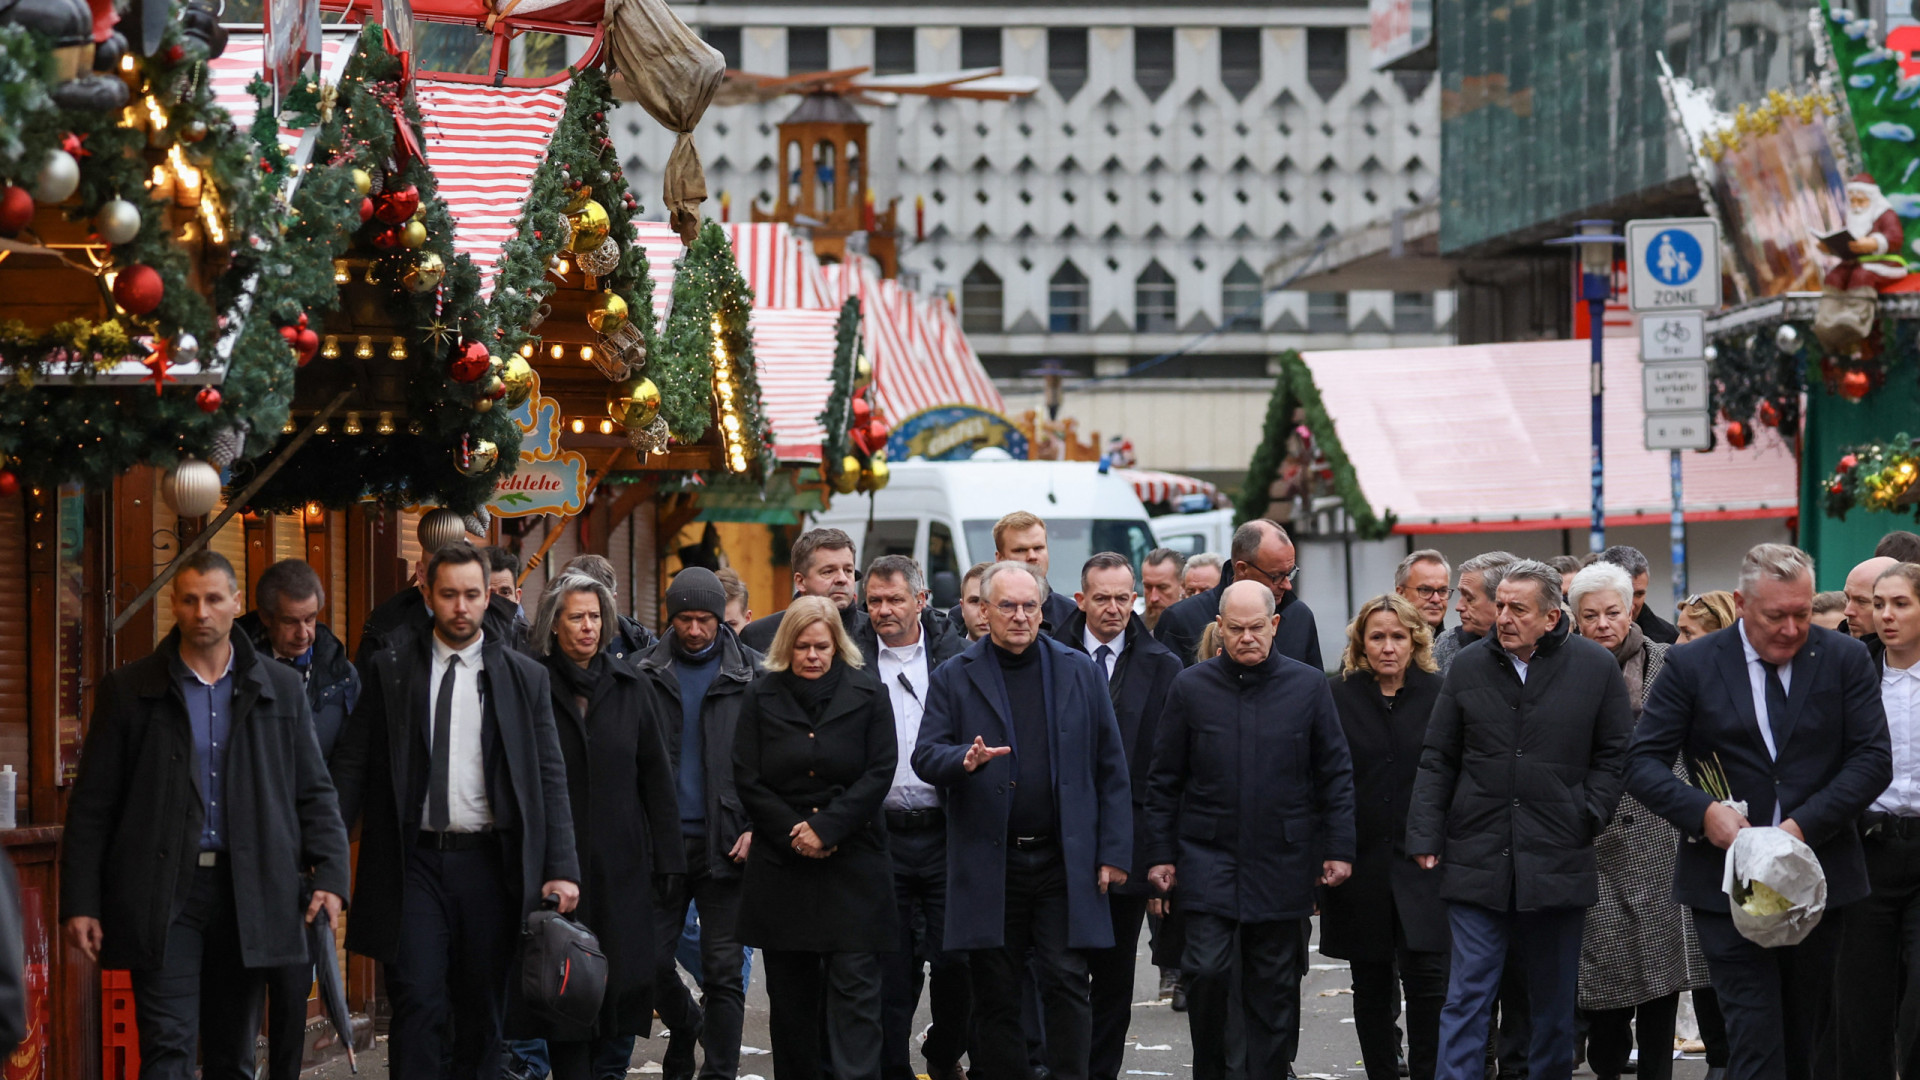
[[1548, 220, 1626, 554]]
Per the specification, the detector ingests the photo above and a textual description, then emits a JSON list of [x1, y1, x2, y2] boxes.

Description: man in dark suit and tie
[[913, 560, 1134, 1080], [1627, 543, 1892, 1080], [1055, 552, 1183, 1080], [330, 542, 581, 1078]]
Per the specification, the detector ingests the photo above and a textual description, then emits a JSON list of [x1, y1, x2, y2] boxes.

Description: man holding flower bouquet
[[1627, 544, 1891, 1080]]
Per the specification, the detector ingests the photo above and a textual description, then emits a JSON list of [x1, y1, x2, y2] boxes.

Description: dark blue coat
[[237, 614, 360, 759], [912, 634, 1134, 950], [1144, 650, 1355, 923], [1626, 624, 1891, 911]]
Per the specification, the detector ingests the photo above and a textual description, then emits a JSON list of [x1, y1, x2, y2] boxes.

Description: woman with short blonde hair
[[761, 596, 865, 673]]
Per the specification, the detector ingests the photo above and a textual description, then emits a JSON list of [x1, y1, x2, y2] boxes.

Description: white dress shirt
[[1508, 652, 1530, 684], [425, 632, 493, 831], [1875, 661, 1920, 815], [878, 636, 938, 811], [1736, 620, 1786, 825], [1083, 627, 1125, 680]]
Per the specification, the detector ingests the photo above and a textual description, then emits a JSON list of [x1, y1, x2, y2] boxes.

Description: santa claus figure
[[1826, 173, 1908, 290]]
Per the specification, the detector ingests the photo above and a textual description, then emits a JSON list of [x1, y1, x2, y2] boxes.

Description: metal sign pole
[[1670, 449, 1686, 610]]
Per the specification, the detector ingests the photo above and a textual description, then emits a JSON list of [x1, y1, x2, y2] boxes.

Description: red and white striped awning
[[750, 309, 841, 460], [207, 34, 355, 137], [414, 78, 568, 298], [1118, 468, 1217, 507], [726, 223, 832, 309], [821, 259, 1004, 425]]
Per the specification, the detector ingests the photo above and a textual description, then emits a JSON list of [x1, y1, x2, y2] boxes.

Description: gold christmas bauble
[[351, 168, 372, 197], [400, 220, 428, 249], [566, 200, 610, 254], [403, 252, 446, 293], [607, 376, 662, 430], [587, 291, 628, 334], [833, 455, 862, 494], [501, 356, 536, 409], [458, 439, 500, 476], [867, 453, 891, 490], [416, 507, 466, 553], [853, 353, 873, 390]]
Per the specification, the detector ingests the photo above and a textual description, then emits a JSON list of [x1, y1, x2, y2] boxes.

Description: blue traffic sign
[[1645, 229, 1704, 287]]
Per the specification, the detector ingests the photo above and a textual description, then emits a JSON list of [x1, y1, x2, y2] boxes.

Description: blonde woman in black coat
[[734, 596, 900, 1080], [1321, 594, 1449, 1080]]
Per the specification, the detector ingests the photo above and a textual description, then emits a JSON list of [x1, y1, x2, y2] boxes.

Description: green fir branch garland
[[1234, 350, 1394, 540], [655, 220, 771, 468], [814, 296, 861, 466], [240, 24, 516, 512]]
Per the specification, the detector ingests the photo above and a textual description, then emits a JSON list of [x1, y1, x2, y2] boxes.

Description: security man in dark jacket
[[638, 567, 762, 1080], [1627, 543, 1891, 1080], [238, 558, 361, 1080], [741, 528, 871, 653], [1406, 559, 1633, 1080], [1145, 580, 1355, 1080], [63, 550, 351, 1080], [330, 543, 580, 1080], [859, 556, 972, 1080], [1154, 519, 1321, 671], [1056, 553, 1183, 1080]]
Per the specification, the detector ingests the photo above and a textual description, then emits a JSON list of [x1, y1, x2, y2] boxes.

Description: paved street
[[309, 921, 1720, 1079]]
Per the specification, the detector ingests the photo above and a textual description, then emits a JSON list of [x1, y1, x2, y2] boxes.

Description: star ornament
[[424, 316, 456, 351], [141, 339, 177, 396]]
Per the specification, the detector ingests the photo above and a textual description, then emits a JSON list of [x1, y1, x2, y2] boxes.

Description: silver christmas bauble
[[33, 150, 79, 204], [1703, 344, 1718, 362], [416, 507, 468, 554], [161, 458, 222, 518], [1775, 323, 1800, 352], [173, 332, 200, 365], [94, 198, 142, 245]]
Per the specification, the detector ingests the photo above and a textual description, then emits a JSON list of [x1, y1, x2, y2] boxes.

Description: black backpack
[[520, 895, 607, 1031]]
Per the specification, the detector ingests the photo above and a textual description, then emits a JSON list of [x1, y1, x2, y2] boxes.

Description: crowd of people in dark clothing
[[46, 510, 1920, 1080]]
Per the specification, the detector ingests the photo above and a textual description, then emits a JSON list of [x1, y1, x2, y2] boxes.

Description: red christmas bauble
[[295, 326, 319, 364], [867, 417, 890, 448], [0, 472, 19, 497], [359, 197, 375, 224], [1841, 370, 1873, 401], [1757, 399, 1781, 428], [1842, 453, 1859, 470], [112, 263, 165, 316], [850, 427, 871, 456], [850, 397, 872, 426], [371, 227, 400, 251], [0, 185, 32, 237], [449, 342, 491, 383], [1726, 421, 1750, 450], [196, 386, 222, 413], [375, 184, 420, 224], [1832, 480, 1846, 494]]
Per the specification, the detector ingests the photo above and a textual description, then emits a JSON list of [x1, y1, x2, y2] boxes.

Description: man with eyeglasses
[[857, 556, 972, 1080], [740, 528, 870, 652], [1155, 520, 1322, 672], [914, 561, 1133, 1080], [1056, 553, 1183, 1080], [1396, 550, 1453, 638]]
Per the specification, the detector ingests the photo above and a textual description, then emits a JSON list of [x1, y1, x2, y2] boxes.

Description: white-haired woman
[[519, 572, 685, 1078], [733, 596, 899, 1080], [1568, 562, 1708, 1080]]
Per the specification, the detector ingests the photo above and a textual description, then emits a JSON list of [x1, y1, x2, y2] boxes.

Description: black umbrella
[[307, 915, 357, 1073]]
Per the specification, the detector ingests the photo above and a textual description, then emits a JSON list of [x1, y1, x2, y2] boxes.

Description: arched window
[[1049, 262, 1088, 333], [962, 262, 1003, 334], [1222, 260, 1263, 331], [1135, 262, 1177, 333]]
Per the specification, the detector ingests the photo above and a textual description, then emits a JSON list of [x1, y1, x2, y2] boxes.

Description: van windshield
[[962, 519, 1157, 601]]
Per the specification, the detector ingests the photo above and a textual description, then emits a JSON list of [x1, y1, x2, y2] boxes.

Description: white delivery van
[[806, 455, 1159, 609], [1150, 506, 1236, 559]]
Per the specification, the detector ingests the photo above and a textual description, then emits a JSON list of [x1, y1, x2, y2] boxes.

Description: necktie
[[1094, 644, 1113, 682], [1761, 659, 1790, 757], [428, 654, 460, 831]]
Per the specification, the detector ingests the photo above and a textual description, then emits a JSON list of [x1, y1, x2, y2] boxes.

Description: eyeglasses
[[1413, 586, 1454, 600], [1239, 561, 1300, 587], [994, 600, 1040, 618]]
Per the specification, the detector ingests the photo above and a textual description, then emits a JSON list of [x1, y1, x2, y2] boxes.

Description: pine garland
[[814, 296, 861, 466], [239, 24, 516, 512], [1234, 350, 1394, 540], [1706, 318, 1906, 442], [655, 220, 771, 468], [1823, 433, 1920, 520], [0, 20, 320, 487]]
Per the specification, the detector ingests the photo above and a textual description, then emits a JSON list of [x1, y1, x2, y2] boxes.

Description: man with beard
[[1825, 174, 1908, 291], [1141, 549, 1186, 633], [740, 529, 867, 651]]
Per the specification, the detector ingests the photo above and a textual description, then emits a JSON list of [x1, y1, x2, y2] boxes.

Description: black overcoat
[[733, 665, 900, 953], [1153, 564, 1323, 671], [635, 629, 760, 878], [537, 647, 686, 1039], [1405, 619, 1634, 912], [1055, 610, 1182, 896], [1143, 650, 1356, 923], [329, 630, 580, 963], [1318, 668, 1449, 960], [1626, 624, 1891, 911], [60, 629, 351, 970]]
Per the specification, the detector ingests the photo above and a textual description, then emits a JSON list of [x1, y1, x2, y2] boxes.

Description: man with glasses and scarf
[[1155, 519, 1321, 672]]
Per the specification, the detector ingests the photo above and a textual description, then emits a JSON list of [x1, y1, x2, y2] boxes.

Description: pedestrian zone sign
[[1627, 218, 1720, 313]]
